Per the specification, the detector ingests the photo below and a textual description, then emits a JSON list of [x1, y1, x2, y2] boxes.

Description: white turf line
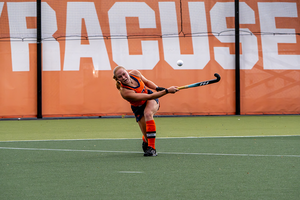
[[0, 136, 299, 158], [0, 135, 299, 143], [0, 146, 299, 158]]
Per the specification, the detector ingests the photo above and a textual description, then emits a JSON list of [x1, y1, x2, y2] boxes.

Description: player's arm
[[129, 70, 165, 91], [141, 75, 158, 90], [120, 86, 177, 102]]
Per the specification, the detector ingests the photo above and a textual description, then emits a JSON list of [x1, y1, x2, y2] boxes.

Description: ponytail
[[113, 75, 121, 90]]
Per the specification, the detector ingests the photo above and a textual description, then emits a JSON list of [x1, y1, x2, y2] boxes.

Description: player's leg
[[144, 99, 159, 121], [137, 117, 147, 141], [143, 99, 159, 156], [137, 116, 148, 152]]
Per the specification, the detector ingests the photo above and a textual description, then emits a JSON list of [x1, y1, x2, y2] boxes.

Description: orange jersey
[[121, 74, 147, 107]]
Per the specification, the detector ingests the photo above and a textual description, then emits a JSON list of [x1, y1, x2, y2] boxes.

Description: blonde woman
[[113, 66, 178, 156]]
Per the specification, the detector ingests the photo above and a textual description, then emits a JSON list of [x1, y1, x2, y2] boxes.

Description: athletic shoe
[[142, 141, 148, 153], [144, 146, 157, 157]]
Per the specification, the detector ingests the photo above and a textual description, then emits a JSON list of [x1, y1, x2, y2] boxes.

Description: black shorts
[[131, 90, 159, 122]]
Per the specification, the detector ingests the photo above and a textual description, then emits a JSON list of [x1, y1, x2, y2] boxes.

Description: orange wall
[[0, 0, 299, 118]]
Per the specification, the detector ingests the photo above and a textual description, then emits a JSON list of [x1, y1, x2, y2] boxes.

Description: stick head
[[214, 73, 221, 81]]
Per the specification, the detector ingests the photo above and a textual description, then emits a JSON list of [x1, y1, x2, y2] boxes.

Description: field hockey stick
[[178, 73, 221, 90]]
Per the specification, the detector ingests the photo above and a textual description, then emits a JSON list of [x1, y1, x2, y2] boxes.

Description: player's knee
[[144, 110, 153, 120]]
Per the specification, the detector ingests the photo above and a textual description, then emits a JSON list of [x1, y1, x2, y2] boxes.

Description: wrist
[[165, 88, 168, 94], [156, 86, 166, 92]]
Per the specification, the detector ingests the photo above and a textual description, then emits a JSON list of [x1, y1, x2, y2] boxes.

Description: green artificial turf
[[0, 115, 299, 141], [0, 137, 299, 200], [0, 115, 299, 199]]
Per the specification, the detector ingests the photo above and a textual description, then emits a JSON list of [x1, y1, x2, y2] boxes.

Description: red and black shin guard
[[146, 120, 156, 149]]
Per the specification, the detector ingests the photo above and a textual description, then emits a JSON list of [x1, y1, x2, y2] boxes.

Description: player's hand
[[167, 86, 179, 93]]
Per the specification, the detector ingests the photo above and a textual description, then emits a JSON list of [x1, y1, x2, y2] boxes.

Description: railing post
[[37, 0, 42, 118], [235, 0, 241, 115]]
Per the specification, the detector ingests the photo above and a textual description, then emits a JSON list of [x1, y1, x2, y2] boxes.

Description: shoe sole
[[144, 152, 158, 157]]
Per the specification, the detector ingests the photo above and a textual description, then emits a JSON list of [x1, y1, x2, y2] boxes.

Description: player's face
[[115, 68, 130, 85]]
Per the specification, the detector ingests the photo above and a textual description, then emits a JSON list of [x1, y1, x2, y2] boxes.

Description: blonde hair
[[113, 66, 126, 90]]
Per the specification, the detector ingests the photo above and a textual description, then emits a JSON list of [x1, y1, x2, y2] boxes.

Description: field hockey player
[[113, 66, 178, 156]]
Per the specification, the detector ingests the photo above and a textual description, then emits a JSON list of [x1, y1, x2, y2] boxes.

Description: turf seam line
[[0, 147, 141, 154], [1, 147, 299, 158], [118, 171, 144, 174]]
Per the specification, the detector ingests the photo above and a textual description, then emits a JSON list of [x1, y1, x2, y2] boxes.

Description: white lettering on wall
[[63, 2, 110, 71], [211, 2, 258, 70], [42, 2, 61, 71], [258, 2, 300, 70], [0, 2, 3, 15], [108, 2, 159, 70], [2, 1, 299, 72], [159, 2, 210, 69], [7, 2, 36, 72]]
